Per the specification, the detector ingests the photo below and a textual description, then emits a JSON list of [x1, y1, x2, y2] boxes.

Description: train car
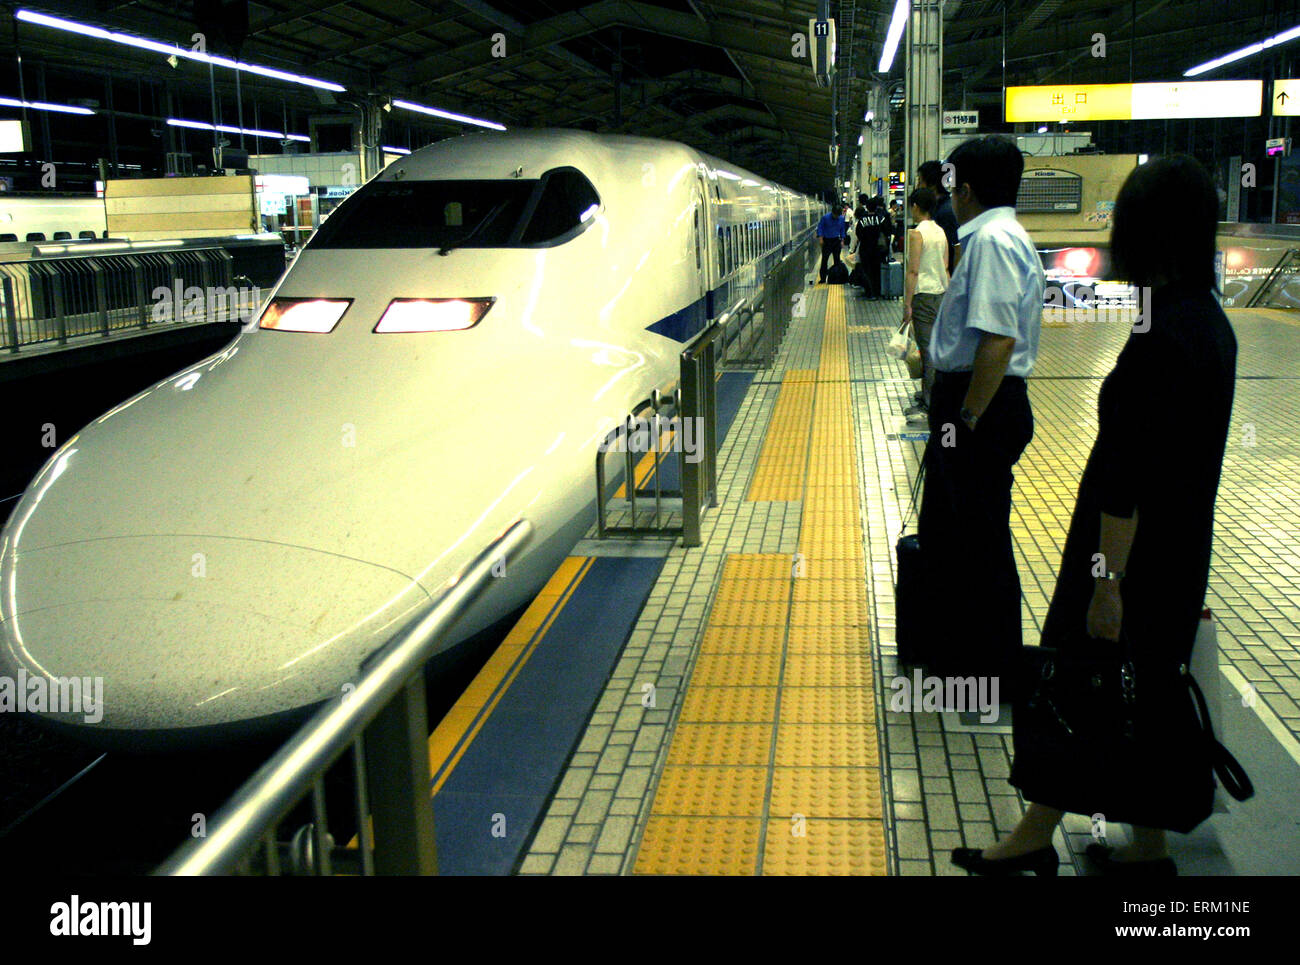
[[0, 129, 819, 749], [0, 195, 107, 243]]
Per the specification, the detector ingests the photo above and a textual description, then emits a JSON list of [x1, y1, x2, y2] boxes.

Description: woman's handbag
[[1011, 634, 1253, 833]]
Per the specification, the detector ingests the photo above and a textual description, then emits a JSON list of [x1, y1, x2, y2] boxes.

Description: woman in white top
[[902, 186, 950, 417]]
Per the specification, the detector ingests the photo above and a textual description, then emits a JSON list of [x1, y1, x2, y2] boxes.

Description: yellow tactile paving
[[650, 766, 769, 816], [775, 723, 881, 767], [706, 599, 790, 626], [720, 554, 796, 581], [667, 723, 775, 766], [761, 819, 889, 876], [635, 817, 762, 875], [769, 767, 884, 818], [689, 652, 783, 687], [747, 372, 816, 501], [782, 652, 875, 689], [679, 685, 778, 723], [633, 286, 886, 876], [697, 625, 787, 654], [778, 686, 876, 725], [712, 578, 791, 603], [786, 624, 872, 653]]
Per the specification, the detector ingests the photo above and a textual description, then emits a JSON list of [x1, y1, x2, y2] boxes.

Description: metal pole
[[363, 676, 436, 875]]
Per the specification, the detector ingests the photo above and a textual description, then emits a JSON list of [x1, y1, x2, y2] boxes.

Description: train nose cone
[[0, 535, 430, 740]]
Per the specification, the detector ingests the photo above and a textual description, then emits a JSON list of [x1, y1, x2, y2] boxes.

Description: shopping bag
[[887, 319, 910, 360]]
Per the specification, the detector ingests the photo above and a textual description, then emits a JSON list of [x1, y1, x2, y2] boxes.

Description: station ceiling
[[2, 0, 1291, 193]]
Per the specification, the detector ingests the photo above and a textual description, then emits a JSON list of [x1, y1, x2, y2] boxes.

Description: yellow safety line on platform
[[426, 556, 594, 795], [746, 368, 817, 501], [634, 286, 887, 876]]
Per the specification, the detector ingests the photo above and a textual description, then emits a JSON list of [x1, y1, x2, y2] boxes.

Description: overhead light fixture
[[16, 9, 346, 92], [391, 98, 505, 131], [168, 118, 309, 141], [382, 145, 412, 155], [857, 134, 864, 145], [1185, 24, 1300, 76], [0, 96, 94, 115], [878, 0, 908, 73], [1037, 125, 1048, 133]]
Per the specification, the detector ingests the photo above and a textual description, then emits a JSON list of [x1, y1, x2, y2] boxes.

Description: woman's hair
[[909, 187, 936, 215], [1110, 154, 1218, 291]]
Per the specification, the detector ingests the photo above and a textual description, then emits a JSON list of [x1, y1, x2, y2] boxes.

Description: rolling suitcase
[[880, 259, 903, 299], [894, 464, 928, 665], [827, 261, 849, 285]]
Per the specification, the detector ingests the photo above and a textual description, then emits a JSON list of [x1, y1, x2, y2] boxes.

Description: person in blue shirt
[[915, 135, 1043, 690], [816, 204, 848, 283]]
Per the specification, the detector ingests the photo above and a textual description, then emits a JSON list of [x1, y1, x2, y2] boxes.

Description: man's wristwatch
[[959, 406, 979, 429]]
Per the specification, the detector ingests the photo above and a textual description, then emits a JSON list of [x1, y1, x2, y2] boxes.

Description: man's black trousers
[[917, 370, 1034, 689], [818, 238, 842, 281]]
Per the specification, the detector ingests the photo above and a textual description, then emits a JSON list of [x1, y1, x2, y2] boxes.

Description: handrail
[[157, 518, 533, 876]]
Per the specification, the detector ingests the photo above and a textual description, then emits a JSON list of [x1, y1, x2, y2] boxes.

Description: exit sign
[[943, 110, 979, 130]]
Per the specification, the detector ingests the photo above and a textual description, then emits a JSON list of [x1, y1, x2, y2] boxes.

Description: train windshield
[[310, 169, 599, 250]]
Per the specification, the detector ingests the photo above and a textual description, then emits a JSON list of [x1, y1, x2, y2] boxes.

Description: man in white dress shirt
[[917, 135, 1044, 692]]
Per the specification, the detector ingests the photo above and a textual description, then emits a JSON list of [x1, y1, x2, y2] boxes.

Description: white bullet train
[[0, 129, 821, 748]]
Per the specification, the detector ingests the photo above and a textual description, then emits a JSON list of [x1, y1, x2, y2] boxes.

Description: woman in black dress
[[952, 155, 1238, 876]]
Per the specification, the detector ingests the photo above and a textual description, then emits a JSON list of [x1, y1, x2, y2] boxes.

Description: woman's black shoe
[[951, 845, 1059, 876], [1085, 844, 1177, 876]]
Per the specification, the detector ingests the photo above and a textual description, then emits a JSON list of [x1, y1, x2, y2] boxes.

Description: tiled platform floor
[[520, 276, 1300, 875]]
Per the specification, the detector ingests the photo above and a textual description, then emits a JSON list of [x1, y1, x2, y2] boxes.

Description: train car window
[[53, 231, 71, 241], [310, 178, 536, 249], [25, 232, 45, 242], [0, 233, 15, 242], [717, 225, 725, 275], [519, 168, 600, 245], [78, 231, 95, 239]]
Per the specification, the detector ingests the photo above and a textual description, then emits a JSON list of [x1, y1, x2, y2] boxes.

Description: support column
[[358, 96, 384, 184], [904, 0, 943, 178], [866, 85, 890, 199]]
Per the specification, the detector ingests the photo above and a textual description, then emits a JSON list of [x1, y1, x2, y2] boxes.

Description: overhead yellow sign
[[1273, 80, 1300, 116], [1006, 80, 1261, 122]]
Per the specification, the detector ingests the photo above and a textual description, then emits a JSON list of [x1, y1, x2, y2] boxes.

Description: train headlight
[[374, 298, 494, 333], [258, 298, 351, 333]]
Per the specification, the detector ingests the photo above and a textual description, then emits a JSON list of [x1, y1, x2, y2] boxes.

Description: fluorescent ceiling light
[[1037, 125, 1048, 133], [0, 95, 94, 115], [878, 0, 908, 73], [391, 99, 505, 131], [1185, 24, 1300, 76], [857, 134, 864, 145], [168, 118, 309, 141], [17, 9, 345, 92], [383, 145, 412, 155]]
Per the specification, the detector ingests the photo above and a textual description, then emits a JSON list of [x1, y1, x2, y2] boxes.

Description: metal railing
[[156, 519, 532, 876], [1, 236, 283, 354], [720, 238, 812, 368], [595, 322, 721, 548]]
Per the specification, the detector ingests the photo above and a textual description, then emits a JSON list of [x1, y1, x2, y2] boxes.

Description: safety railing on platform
[[720, 238, 811, 368], [156, 519, 533, 876], [1, 236, 282, 354], [595, 322, 721, 548]]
